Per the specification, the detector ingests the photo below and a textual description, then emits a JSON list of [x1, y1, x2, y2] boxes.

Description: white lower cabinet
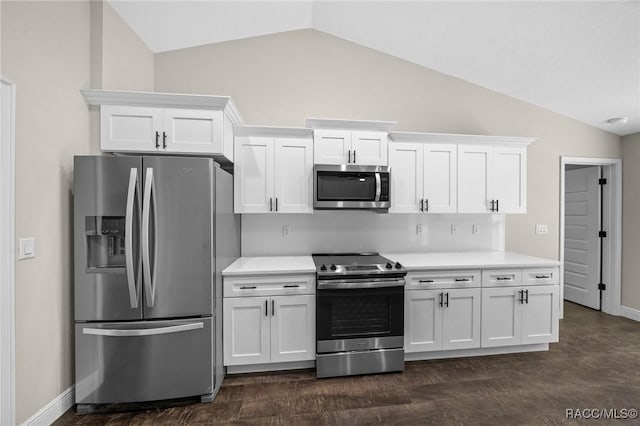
[[405, 288, 480, 353], [481, 284, 559, 348], [224, 295, 315, 366]]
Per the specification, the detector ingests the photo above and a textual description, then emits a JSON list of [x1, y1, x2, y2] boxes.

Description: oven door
[[316, 279, 404, 353], [314, 165, 390, 209]]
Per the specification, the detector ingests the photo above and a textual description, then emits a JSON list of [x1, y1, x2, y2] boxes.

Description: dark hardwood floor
[[56, 302, 640, 425]]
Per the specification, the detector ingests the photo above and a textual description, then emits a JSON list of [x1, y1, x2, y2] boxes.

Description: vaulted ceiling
[[109, 1, 640, 136]]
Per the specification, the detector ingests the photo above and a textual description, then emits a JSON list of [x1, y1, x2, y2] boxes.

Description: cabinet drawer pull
[[496, 277, 512, 281], [524, 289, 529, 304], [155, 131, 160, 148], [535, 275, 550, 279], [240, 286, 257, 290], [419, 279, 434, 283], [283, 284, 300, 288], [454, 278, 470, 282]]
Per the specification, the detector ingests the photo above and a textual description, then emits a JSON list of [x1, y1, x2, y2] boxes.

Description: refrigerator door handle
[[142, 168, 156, 308], [82, 322, 203, 337], [124, 168, 139, 309]]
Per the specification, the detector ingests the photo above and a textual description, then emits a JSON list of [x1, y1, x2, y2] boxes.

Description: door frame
[[0, 78, 16, 426], [559, 157, 622, 318]]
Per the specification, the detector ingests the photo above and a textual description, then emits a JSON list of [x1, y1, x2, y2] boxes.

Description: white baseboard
[[405, 343, 549, 362], [621, 306, 640, 322], [22, 385, 74, 426]]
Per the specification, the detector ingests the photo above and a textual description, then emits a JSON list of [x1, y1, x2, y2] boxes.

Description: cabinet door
[[457, 144, 493, 213], [234, 137, 275, 213], [223, 298, 270, 366], [423, 144, 457, 213], [481, 287, 522, 348], [351, 131, 388, 166], [389, 143, 423, 213], [493, 146, 527, 213], [521, 285, 559, 344], [313, 129, 350, 165], [404, 290, 442, 352], [163, 109, 223, 154], [270, 295, 315, 363], [274, 138, 313, 213], [442, 288, 481, 350], [100, 105, 162, 152]]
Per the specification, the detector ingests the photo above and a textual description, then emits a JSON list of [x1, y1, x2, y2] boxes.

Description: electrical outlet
[[282, 225, 290, 237], [472, 224, 480, 235], [416, 224, 423, 235], [450, 224, 457, 236], [535, 224, 548, 235], [18, 238, 35, 259]]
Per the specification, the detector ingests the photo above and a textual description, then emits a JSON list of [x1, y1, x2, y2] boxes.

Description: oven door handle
[[317, 278, 405, 290], [374, 172, 381, 202]]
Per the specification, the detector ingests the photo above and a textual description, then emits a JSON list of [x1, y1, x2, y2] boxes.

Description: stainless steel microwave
[[314, 165, 390, 210]]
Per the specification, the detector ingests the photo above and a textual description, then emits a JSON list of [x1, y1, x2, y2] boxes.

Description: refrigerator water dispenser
[[85, 216, 126, 272]]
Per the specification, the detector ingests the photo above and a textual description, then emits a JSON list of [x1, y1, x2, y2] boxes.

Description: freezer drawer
[[75, 318, 212, 405]]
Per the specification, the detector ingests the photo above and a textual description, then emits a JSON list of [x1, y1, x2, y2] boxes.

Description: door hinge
[[598, 283, 606, 291], [599, 231, 607, 238], [599, 178, 607, 185]]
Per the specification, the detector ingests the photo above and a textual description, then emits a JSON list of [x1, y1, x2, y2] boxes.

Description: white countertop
[[222, 251, 560, 276], [381, 251, 560, 271], [223, 256, 315, 276]]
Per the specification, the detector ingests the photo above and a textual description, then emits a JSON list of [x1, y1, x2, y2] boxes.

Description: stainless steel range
[[312, 253, 407, 378]]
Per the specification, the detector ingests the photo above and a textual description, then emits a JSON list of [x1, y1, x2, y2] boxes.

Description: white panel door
[[274, 138, 313, 213], [564, 166, 600, 309], [100, 105, 162, 152], [442, 288, 481, 350], [404, 290, 442, 352], [223, 297, 270, 366], [389, 143, 423, 213], [270, 295, 315, 363], [424, 144, 457, 213], [313, 129, 350, 165], [351, 131, 388, 166], [521, 285, 559, 344], [481, 287, 522, 348], [234, 137, 275, 213], [493, 146, 527, 213], [163, 109, 222, 154], [457, 145, 493, 213]]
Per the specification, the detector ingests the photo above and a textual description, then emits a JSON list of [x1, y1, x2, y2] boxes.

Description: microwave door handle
[[375, 172, 381, 202]]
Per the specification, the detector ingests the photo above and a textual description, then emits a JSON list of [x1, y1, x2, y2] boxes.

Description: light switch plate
[[535, 224, 548, 235], [416, 224, 423, 235], [472, 224, 480, 235], [282, 225, 290, 237], [18, 238, 35, 259], [450, 224, 457, 235]]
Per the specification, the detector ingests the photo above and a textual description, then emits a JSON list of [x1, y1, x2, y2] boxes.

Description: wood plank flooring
[[55, 302, 640, 425]]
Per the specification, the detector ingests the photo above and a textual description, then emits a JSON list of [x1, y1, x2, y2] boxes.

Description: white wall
[[1, 2, 91, 422], [622, 132, 640, 311], [155, 29, 621, 262], [242, 213, 504, 256]]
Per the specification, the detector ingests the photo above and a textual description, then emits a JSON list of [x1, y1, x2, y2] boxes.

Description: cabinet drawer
[[522, 268, 559, 286], [406, 270, 481, 289], [482, 269, 522, 287], [224, 275, 315, 297]]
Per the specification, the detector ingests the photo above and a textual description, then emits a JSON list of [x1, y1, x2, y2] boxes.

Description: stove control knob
[[386, 262, 393, 269], [320, 264, 327, 271], [330, 264, 337, 271], [395, 262, 403, 269]]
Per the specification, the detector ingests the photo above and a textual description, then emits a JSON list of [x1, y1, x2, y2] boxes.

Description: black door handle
[[348, 150, 351, 163], [439, 292, 443, 307], [265, 300, 268, 317], [425, 199, 429, 212], [496, 199, 499, 212], [272, 300, 275, 316], [353, 151, 356, 163], [490, 200, 495, 212], [275, 198, 278, 212], [155, 131, 160, 148], [162, 131, 167, 149], [269, 197, 273, 212], [518, 290, 523, 304], [525, 289, 529, 304], [420, 199, 424, 212], [445, 292, 449, 307]]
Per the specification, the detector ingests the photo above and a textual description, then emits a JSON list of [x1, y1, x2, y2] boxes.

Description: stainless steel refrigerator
[[73, 155, 239, 410]]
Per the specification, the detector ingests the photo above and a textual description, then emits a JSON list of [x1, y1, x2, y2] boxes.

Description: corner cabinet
[[234, 126, 313, 214], [82, 90, 242, 164], [223, 274, 316, 368], [306, 118, 396, 166], [389, 132, 533, 214]]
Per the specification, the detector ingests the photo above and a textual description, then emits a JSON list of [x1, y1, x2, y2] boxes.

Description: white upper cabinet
[[492, 146, 527, 214], [83, 90, 242, 163], [389, 142, 457, 213], [458, 144, 494, 213], [307, 118, 396, 166], [234, 126, 313, 214]]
